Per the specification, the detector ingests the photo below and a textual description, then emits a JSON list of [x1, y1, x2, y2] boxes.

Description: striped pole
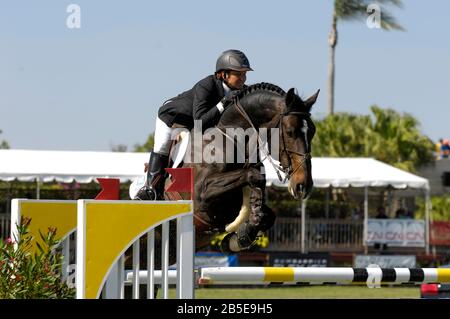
[[199, 267, 450, 285]]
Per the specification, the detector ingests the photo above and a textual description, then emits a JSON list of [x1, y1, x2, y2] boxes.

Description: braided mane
[[236, 82, 286, 100]]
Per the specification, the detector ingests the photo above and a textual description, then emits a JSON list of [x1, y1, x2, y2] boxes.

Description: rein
[[232, 97, 312, 182]]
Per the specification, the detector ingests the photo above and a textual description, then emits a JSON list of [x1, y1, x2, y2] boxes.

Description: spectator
[[395, 207, 414, 219], [351, 204, 363, 220], [395, 207, 410, 219], [375, 206, 389, 219], [441, 139, 450, 159], [405, 210, 414, 219], [435, 138, 443, 159]]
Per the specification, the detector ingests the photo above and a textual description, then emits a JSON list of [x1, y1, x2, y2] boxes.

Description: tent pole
[[363, 186, 368, 254], [425, 189, 430, 255], [36, 177, 40, 200], [301, 199, 307, 254]]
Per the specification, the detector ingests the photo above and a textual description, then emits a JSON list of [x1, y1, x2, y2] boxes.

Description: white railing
[[266, 218, 364, 251]]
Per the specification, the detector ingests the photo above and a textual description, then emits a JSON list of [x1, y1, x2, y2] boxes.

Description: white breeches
[[153, 117, 173, 155]]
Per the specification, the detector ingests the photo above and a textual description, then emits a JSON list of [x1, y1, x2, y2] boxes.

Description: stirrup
[[133, 186, 158, 201]]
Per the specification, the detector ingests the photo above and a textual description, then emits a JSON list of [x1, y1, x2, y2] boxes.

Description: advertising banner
[[354, 255, 416, 268], [430, 221, 450, 246], [194, 252, 238, 268], [366, 219, 425, 247], [269, 252, 330, 267]]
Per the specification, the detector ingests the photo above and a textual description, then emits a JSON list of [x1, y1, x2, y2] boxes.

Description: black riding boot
[[134, 152, 169, 200]]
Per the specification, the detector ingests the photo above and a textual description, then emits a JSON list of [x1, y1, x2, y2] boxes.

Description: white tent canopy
[[265, 157, 429, 190], [0, 150, 429, 190], [0, 149, 149, 183], [0, 149, 431, 254]]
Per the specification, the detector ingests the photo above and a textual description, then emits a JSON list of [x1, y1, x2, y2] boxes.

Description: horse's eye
[[286, 128, 295, 138]]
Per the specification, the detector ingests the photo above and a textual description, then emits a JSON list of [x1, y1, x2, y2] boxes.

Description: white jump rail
[[199, 267, 450, 285]]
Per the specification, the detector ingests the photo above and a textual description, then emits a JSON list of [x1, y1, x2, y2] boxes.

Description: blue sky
[[1, 0, 449, 151]]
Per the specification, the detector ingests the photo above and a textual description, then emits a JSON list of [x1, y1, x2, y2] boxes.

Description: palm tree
[[328, 0, 405, 115], [367, 105, 434, 172], [312, 106, 435, 173], [312, 112, 372, 157]]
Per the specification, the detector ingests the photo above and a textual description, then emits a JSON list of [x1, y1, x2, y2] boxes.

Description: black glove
[[221, 90, 240, 108]]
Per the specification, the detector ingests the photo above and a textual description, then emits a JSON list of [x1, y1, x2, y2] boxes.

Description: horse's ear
[[286, 88, 297, 107], [304, 89, 320, 111]]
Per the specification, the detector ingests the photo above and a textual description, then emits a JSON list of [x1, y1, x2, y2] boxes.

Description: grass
[[166, 285, 420, 299]]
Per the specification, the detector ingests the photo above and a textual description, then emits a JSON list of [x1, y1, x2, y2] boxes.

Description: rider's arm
[[192, 82, 222, 129]]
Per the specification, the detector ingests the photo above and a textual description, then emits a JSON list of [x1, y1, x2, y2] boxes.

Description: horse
[[184, 83, 319, 253], [130, 83, 319, 286]]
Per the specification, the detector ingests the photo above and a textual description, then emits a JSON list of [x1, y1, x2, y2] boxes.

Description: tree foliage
[[134, 132, 154, 152], [312, 106, 435, 173], [334, 0, 404, 30], [111, 144, 128, 152], [0, 129, 10, 149]]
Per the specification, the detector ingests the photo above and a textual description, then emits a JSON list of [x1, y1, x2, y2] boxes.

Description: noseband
[[232, 97, 312, 181]]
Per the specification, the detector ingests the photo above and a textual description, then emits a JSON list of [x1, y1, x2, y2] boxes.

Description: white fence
[[10, 199, 195, 299], [266, 218, 364, 251]]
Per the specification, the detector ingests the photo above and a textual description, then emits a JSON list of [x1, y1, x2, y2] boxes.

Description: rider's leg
[[134, 117, 172, 200], [141, 151, 170, 199]]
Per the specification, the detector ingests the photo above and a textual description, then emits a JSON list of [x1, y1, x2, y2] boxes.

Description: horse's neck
[[215, 97, 282, 168], [219, 97, 282, 130]]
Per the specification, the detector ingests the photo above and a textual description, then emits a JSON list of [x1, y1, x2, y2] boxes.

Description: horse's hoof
[[219, 231, 255, 253], [219, 232, 237, 253], [236, 222, 258, 250]]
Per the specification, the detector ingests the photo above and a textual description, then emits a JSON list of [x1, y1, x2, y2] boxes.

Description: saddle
[[128, 127, 190, 200]]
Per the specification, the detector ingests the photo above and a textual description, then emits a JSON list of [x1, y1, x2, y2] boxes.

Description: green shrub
[[0, 217, 75, 299]]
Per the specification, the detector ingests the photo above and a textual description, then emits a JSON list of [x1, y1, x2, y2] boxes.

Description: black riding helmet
[[216, 49, 253, 72]]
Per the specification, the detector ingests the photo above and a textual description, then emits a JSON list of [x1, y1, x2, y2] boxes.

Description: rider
[[135, 49, 253, 200]]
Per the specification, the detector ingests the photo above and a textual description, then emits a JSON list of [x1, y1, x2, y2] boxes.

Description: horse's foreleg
[[247, 187, 276, 232], [225, 185, 251, 233], [224, 166, 270, 233], [223, 185, 276, 252]]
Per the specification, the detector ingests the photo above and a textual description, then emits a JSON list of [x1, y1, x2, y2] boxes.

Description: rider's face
[[226, 70, 247, 90]]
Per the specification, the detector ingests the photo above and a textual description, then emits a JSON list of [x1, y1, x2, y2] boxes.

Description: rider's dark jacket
[[158, 75, 225, 130]]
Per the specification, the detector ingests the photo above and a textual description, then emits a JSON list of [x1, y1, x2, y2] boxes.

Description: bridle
[[232, 97, 312, 182], [278, 110, 312, 180]]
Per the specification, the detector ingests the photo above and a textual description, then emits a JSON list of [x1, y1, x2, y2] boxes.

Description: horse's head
[[217, 83, 319, 199], [279, 88, 319, 200]]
